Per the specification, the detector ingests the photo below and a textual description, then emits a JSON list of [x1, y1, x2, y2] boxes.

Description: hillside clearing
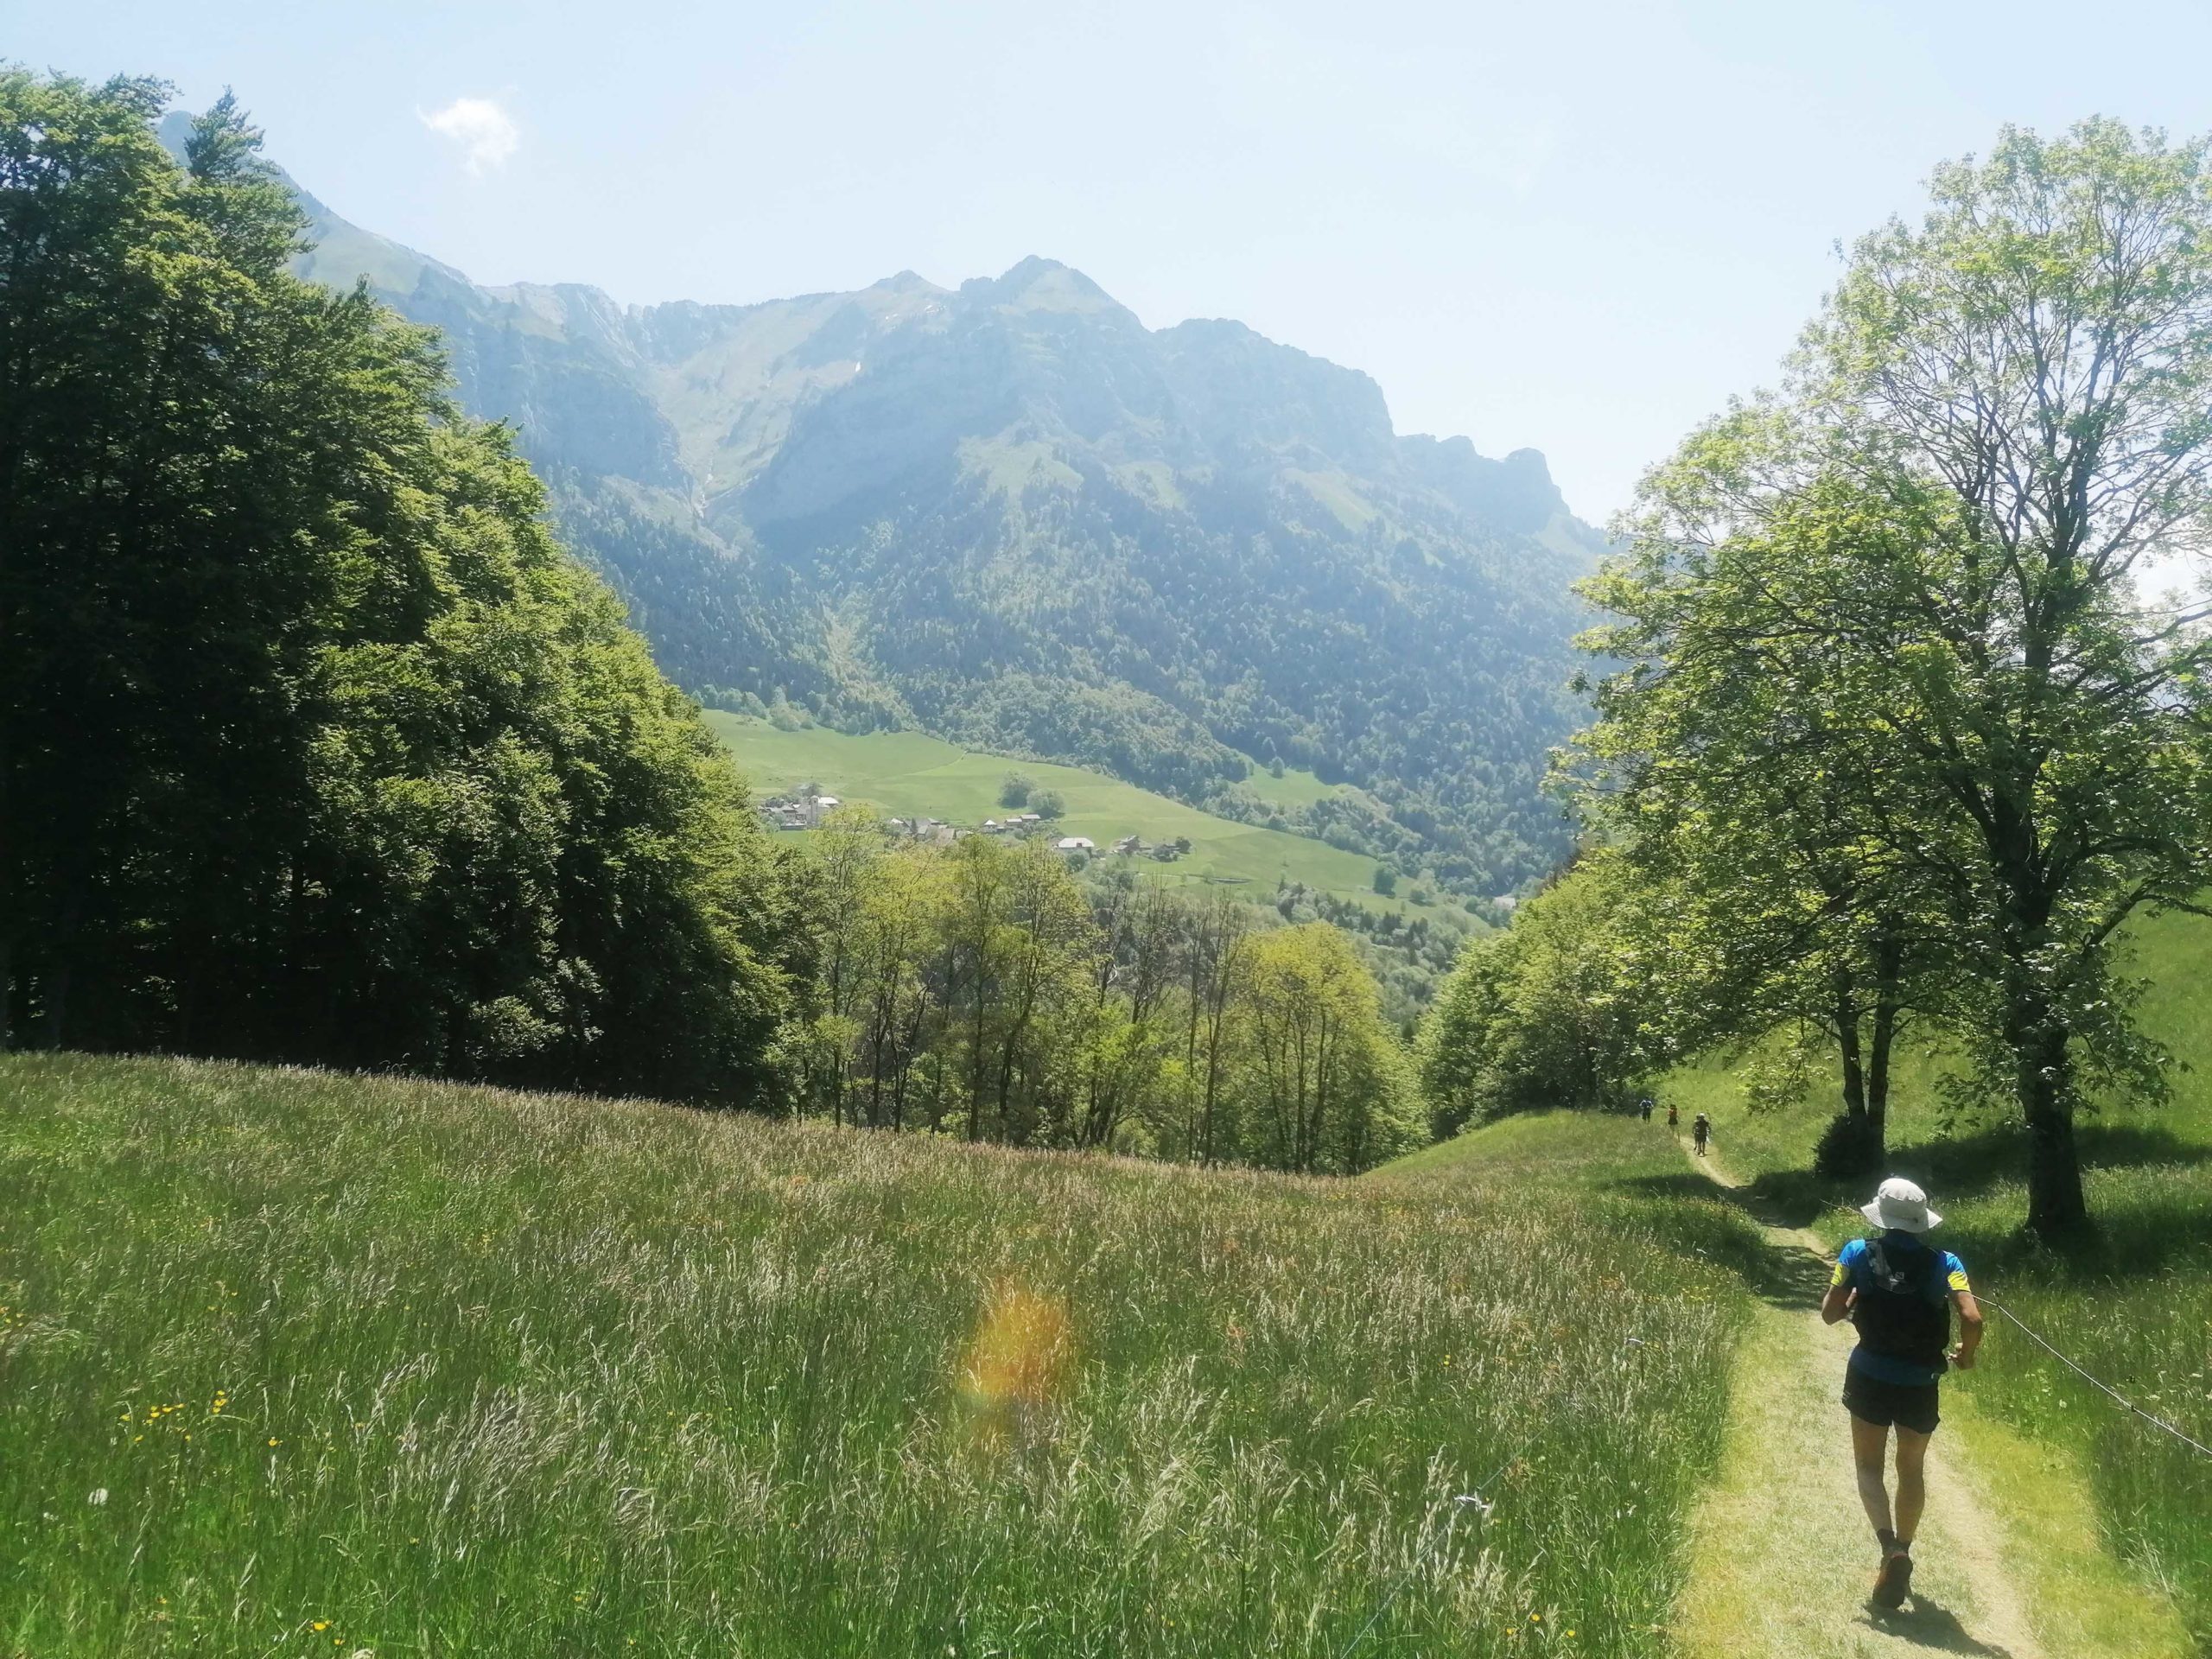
[[705, 715, 1415, 917], [5, 1057, 1745, 1658]]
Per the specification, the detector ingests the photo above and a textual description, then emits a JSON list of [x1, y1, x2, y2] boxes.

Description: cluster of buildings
[[1112, 834, 1186, 862], [885, 817, 958, 844], [760, 791, 842, 830], [759, 794, 1188, 863]]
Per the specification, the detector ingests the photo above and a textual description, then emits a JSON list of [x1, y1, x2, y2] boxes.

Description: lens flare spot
[[957, 1281, 1072, 1441]]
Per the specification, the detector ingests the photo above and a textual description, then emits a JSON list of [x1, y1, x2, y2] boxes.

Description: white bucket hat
[[1861, 1176, 1941, 1233]]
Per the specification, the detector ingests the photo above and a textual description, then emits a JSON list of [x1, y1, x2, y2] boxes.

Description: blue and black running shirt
[[1832, 1234, 1970, 1386]]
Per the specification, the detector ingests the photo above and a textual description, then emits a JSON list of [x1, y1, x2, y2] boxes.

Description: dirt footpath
[[1670, 1146, 2187, 1659]]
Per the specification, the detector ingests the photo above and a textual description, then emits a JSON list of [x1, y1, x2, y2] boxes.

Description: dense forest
[[260, 152, 1602, 899], [0, 74, 812, 1103]]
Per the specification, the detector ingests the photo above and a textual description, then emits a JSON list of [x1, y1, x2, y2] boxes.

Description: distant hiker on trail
[[1821, 1177, 1983, 1611], [1639, 1096, 1654, 1123], [1690, 1112, 1709, 1155], [1666, 1103, 1679, 1128]]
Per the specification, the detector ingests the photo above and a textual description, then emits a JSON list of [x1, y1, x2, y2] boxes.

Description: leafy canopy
[[1576, 119, 2212, 1233], [0, 72, 810, 1102]]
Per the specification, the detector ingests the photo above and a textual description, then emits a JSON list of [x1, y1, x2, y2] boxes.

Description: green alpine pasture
[[1663, 905, 2212, 1640], [1, 1054, 1755, 1658], [1239, 762, 1343, 811], [705, 715, 1404, 913]]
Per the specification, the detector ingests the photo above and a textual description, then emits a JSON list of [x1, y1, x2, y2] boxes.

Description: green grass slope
[[1661, 906, 2212, 1643], [3, 1055, 1759, 1657], [706, 714, 1407, 914]]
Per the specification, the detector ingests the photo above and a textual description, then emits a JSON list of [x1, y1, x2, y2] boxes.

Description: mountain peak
[[962, 256, 1117, 315], [1392, 435, 1569, 537], [870, 269, 942, 294]]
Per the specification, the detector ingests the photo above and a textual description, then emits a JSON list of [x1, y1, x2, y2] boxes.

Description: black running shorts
[[1842, 1367, 1941, 1435]]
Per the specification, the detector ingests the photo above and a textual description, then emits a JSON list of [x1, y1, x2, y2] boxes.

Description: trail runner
[[1819, 1177, 1983, 1610], [1639, 1096, 1654, 1123], [1691, 1112, 1710, 1156], [1667, 1103, 1679, 1128]]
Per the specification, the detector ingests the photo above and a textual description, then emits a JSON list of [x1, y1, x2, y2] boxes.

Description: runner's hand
[[1947, 1343, 1975, 1370]]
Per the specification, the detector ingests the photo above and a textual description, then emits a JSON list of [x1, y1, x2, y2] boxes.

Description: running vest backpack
[[1850, 1236, 1951, 1373]]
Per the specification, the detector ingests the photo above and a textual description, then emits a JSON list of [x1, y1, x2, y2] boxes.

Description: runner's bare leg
[[1851, 1414, 1893, 1535], [1892, 1426, 1929, 1544]]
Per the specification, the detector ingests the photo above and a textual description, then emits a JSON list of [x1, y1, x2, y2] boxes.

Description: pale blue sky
[[21, 1, 2212, 521]]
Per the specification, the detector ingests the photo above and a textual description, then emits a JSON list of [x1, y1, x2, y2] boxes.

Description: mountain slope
[[232, 123, 1599, 891]]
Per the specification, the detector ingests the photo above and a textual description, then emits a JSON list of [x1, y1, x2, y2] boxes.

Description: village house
[[760, 795, 812, 830]]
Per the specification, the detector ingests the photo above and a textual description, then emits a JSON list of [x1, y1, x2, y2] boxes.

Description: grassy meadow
[[1662, 905, 2212, 1638], [3, 1055, 1757, 1658], [702, 715, 1409, 915]]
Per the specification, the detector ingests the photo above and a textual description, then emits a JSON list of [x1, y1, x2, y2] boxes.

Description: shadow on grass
[[1715, 1121, 2212, 1281], [1861, 1592, 2019, 1657], [1722, 1116, 2202, 1211], [1878, 1122, 2199, 1200], [1606, 1170, 1833, 1309]]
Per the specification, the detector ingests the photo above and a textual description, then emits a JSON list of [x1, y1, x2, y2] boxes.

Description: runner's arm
[[1820, 1261, 1854, 1325], [1948, 1287, 1983, 1370]]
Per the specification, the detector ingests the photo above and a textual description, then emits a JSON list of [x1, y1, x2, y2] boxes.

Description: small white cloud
[[420, 97, 518, 175]]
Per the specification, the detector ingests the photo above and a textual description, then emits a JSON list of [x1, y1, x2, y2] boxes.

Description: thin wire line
[[1333, 1452, 1512, 1659], [1976, 1294, 2212, 1462]]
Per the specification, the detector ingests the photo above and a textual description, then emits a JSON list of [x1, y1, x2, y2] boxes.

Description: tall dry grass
[[2, 1055, 1751, 1656]]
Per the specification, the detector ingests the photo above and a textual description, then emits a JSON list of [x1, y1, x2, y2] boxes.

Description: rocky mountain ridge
[[188, 114, 1600, 891]]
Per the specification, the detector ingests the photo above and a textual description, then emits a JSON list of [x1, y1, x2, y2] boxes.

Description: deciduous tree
[[1585, 122, 2212, 1234]]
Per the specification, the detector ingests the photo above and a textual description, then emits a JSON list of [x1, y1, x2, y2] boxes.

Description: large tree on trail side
[[1592, 121, 2212, 1238], [1579, 468, 1965, 1177]]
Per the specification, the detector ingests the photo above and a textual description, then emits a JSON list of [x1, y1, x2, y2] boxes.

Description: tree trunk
[[1994, 839, 2089, 1236], [2019, 1022, 2088, 1237], [1813, 976, 1883, 1179], [1185, 952, 1203, 1155], [1865, 1007, 1895, 1161], [43, 871, 86, 1052], [1200, 1027, 1224, 1166], [1866, 936, 1902, 1162], [44, 957, 73, 1051], [967, 991, 988, 1141], [1836, 993, 1867, 1122]]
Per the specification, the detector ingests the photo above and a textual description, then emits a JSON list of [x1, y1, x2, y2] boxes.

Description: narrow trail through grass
[[1672, 1137, 2190, 1659]]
